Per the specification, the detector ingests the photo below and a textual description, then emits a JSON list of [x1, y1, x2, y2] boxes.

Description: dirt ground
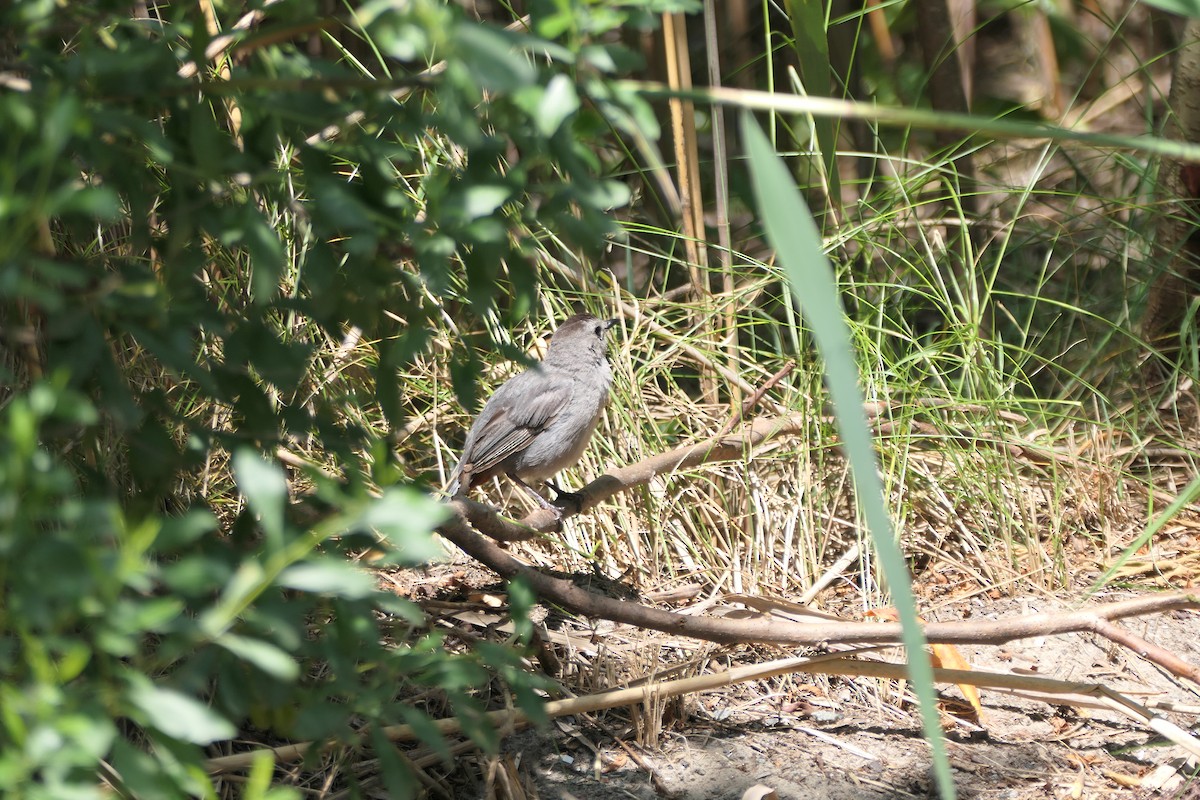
[[417, 578, 1200, 800], [492, 606, 1199, 799]]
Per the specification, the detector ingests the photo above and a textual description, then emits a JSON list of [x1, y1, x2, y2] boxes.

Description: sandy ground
[[470, 596, 1200, 800]]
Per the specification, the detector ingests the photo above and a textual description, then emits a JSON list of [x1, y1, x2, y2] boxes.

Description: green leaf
[[278, 559, 377, 599], [516, 74, 581, 138], [56, 712, 117, 762], [200, 559, 266, 637], [244, 212, 286, 305], [1139, 0, 1200, 15], [597, 80, 661, 141], [369, 726, 418, 798], [162, 555, 234, 596], [1088, 473, 1200, 594], [119, 597, 185, 634], [367, 8, 432, 61], [293, 700, 352, 739], [531, 3, 573, 39], [217, 633, 300, 681], [126, 678, 235, 745], [449, 184, 512, 222], [233, 449, 288, 548], [357, 489, 447, 565], [54, 640, 94, 682], [189, 101, 224, 175], [110, 738, 174, 797], [398, 705, 454, 764], [375, 594, 426, 625], [506, 577, 535, 643], [781, 0, 839, 202], [477, 641, 547, 726], [157, 510, 219, 550], [57, 185, 122, 220], [456, 23, 536, 92], [225, 319, 312, 390], [580, 44, 618, 73], [573, 177, 631, 210], [742, 112, 955, 800], [242, 750, 281, 800]]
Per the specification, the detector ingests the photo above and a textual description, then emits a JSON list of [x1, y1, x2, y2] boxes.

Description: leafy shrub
[[0, 0, 682, 794]]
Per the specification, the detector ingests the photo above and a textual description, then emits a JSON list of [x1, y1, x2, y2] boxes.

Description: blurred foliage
[[0, 0, 688, 794]]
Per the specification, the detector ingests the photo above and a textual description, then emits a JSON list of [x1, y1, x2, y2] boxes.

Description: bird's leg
[[511, 476, 563, 517], [543, 480, 584, 515]]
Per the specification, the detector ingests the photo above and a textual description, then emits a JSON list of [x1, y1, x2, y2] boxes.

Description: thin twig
[[718, 361, 796, 435], [206, 653, 1200, 774], [1091, 618, 1200, 686]]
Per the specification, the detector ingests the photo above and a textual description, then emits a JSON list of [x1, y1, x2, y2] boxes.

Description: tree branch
[[438, 506, 1200, 648], [440, 411, 1200, 654], [450, 411, 810, 540]]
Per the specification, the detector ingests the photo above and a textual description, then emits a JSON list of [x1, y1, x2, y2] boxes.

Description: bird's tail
[[445, 465, 464, 497]]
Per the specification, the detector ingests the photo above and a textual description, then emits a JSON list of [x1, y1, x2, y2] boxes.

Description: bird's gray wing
[[456, 370, 572, 481]]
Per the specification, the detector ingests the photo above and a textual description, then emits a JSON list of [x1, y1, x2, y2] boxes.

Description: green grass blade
[[628, 82, 1200, 162], [781, 0, 840, 204], [741, 111, 956, 800]]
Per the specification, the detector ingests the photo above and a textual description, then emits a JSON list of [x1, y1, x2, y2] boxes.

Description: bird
[[447, 313, 618, 517]]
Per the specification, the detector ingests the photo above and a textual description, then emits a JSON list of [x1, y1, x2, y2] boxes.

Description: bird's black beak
[[603, 318, 618, 332]]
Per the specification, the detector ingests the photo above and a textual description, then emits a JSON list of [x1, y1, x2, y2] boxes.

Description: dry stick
[[701, 0, 738, 412], [206, 654, 1200, 774], [865, 0, 897, 62], [661, 12, 708, 290], [798, 543, 862, 605], [443, 416, 1200, 654], [440, 500, 1200, 649], [458, 399, 1042, 539], [196, 653, 822, 773], [816, 661, 1200, 760], [657, 11, 718, 410], [279, 415, 1198, 765], [1091, 618, 1200, 686], [445, 419, 1200, 650], [718, 361, 796, 436], [461, 412, 811, 539], [700, 0, 750, 567]]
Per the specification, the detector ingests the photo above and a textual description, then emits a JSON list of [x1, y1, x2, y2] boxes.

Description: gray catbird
[[447, 313, 618, 515]]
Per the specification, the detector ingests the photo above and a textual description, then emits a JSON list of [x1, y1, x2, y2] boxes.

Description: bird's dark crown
[[553, 313, 617, 340]]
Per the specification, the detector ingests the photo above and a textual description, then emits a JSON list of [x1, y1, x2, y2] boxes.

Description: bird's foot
[[512, 476, 566, 519], [544, 481, 584, 515]]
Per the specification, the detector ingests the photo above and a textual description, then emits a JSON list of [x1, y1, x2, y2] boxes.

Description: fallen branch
[[438, 507, 1200, 650], [1091, 618, 1200, 685], [718, 361, 796, 435], [205, 652, 1200, 774], [438, 413, 1200, 667]]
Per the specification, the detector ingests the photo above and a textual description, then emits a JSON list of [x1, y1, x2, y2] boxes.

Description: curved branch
[[437, 509, 1200, 647], [439, 412, 1200, 651], [450, 411, 810, 540], [454, 402, 1069, 542]]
